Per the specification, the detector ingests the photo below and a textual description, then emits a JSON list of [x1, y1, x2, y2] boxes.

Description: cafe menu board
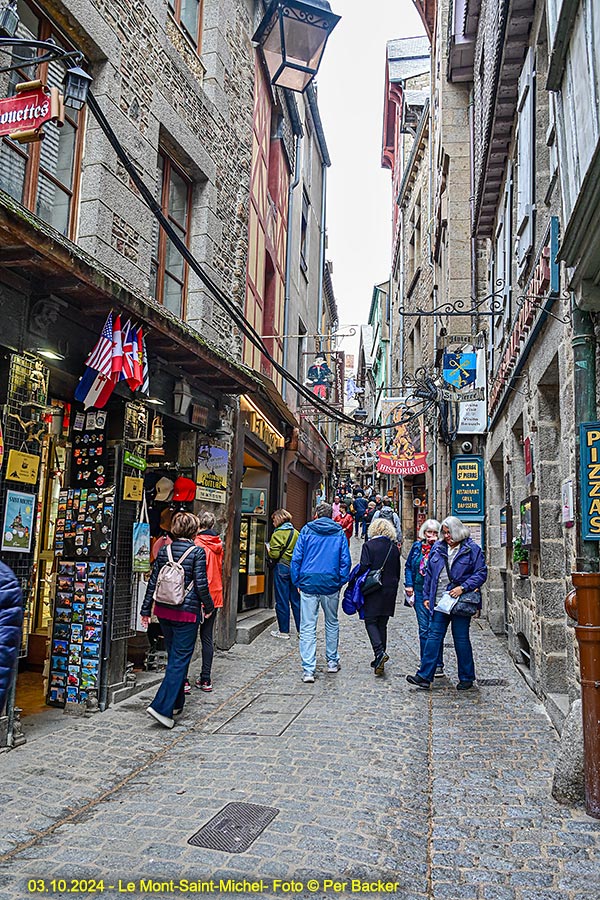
[[71, 409, 108, 488], [54, 487, 115, 557], [47, 559, 105, 707]]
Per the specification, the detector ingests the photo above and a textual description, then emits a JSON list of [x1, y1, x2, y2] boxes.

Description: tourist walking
[[406, 516, 487, 691], [141, 512, 214, 727], [372, 498, 403, 544], [0, 561, 23, 715], [267, 509, 300, 640], [290, 502, 351, 682], [362, 500, 377, 539], [359, 519, 401, 676], [193, 511, 224, 692], [334, 502, 354, 543], [352, 491, 368, 537], [404, 519, 443, 675]]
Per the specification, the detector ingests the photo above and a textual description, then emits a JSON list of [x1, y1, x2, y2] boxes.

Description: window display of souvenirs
[[54, 486, 114, 558]]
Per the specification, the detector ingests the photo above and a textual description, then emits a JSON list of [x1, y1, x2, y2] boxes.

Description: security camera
[[461, 441, 473, 454]]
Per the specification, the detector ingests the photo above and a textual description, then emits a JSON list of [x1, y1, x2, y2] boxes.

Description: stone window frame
[[168, 0, 205, 52], [151, 149, 193, 319], [0, 0, 86, 241]]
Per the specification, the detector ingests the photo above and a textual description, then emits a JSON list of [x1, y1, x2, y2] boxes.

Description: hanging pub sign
[[451, 456, 484, 518], [0, 82, 64, 143], [5, 449, 40, 485], [580, 423, 600, 540], [377, 400, 428, 475], [443, 352, 477, 389]]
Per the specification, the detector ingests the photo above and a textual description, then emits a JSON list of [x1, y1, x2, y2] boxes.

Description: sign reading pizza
[[0, 84, 62, 142]]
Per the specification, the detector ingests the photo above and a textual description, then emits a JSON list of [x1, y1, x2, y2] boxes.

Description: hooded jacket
[[422, 537, 488, 615], [290, 516, 351, 595], [142, 538, 214, 619], [195, 529, 224, 608], [0, 561, 23, 713], [373, 506, 403, 542], [268, 522, 299, 565]]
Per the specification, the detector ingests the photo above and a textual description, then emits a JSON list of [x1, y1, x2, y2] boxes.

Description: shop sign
[[1, 489, 35, 553], [123, 450, 147, 472], [241, 488, 268, 515], [0, 86, 55, 138], [377, 450, 428, 476], [562, 480, 574, 527], [500, 505, 512, 547], [332, 351, 345, 408], [123, 476, 144, 501], [443, 352, 477, 389], [580, 423, 600, 540], [457, 349, 487, 434], [524, 436, 534, 484], [5, 449, 40, 485], [196, 445, 228, 504], [451, 456, 484, 518], [377, 400, 428, 476], [463, 521, 484, 548], [241, 398, 285, 455], [520, 496, 540, 549]]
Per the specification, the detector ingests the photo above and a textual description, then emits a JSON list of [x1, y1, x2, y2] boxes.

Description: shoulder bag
[[266, 529, 294, 571], [443, 558, 480, 617], [361, 540, 393, 596]]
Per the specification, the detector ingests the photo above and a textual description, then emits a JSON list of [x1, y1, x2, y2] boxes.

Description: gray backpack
[[154, 544, 196, 606]]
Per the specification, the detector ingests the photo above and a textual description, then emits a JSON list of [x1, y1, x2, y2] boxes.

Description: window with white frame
[[516, 48, 535, 277]]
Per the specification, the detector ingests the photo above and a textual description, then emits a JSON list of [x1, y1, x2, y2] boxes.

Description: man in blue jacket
[[291, 502, 351, 682], [0, 561, 23, 715], [352, 491, 368, 537]]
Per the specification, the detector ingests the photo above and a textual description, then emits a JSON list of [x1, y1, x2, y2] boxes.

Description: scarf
[[418, 541, 433, 576]]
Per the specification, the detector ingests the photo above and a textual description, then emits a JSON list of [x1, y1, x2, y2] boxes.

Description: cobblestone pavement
[[1, 537, 600, 900]]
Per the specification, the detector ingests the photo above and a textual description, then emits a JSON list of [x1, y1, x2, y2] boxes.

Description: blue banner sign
[[579, 423, 600, 540], [451, 456, 484, 519]]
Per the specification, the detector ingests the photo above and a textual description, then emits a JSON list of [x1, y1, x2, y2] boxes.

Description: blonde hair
[[272, 508, 293, 528], [418, 518, 441, 540], [171, 511, 200, 540], [368, 518, 397, 541]]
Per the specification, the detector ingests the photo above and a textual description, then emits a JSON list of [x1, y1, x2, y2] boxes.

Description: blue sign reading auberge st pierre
[[451, 456, 485, 520], [580, 423, 600, 541]]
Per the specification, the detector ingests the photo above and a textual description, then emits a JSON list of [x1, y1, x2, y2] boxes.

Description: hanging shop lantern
[[147, 414, 165, 457], [63, 65, 93, 110]]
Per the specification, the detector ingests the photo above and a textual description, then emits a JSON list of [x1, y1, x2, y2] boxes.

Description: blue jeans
[[416, 610, 475, 683], [414, 595, 444, 668], [299, 591, 340, 674], [150, 619, 199, 717], [354, 515, 364, 536], [273, 563, 301, 634]]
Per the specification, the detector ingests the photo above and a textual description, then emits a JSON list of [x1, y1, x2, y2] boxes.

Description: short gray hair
[[368, 518, 397, 541], [315, 502, 332, 519], [418, 518, 441, 540], [196, 510, 216, 531], [441, 516, 470, 542]]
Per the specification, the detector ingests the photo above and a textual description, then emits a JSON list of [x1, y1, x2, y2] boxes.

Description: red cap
[[172, 476, 196, 503]]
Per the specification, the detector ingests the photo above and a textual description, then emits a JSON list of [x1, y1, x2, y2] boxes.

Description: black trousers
[[199, 609, 217, 681], [364, 614, 389, 657]]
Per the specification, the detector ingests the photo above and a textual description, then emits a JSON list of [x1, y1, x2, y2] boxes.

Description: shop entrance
[[238, 448, 272, 612]]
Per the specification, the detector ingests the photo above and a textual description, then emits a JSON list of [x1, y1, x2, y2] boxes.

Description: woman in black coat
[[359, 518, 401, 676]]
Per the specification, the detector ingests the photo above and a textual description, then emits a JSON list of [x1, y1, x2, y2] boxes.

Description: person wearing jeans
[[268, 510, 300, 640], [290, 502, 351, 682], [194, 511, 224, 692], [358, 518, 401, 676], [404, 519, 442, 674]]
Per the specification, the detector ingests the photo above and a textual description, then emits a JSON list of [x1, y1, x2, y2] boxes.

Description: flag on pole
[[121, 320, 135, 383], [75, 313, 117, 409], [141, 332, 149, 395], [126, 326, 143, 391], [111, 314, 124, 383], [82, 313, 113, 375]]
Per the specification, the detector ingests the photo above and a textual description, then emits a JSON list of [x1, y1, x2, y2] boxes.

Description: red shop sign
[[0, 87, 54, 138]]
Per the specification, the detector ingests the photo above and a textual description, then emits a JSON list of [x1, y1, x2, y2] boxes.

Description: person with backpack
[[372, 498, 403, 545], [362, 501, 377, 540], [267, 508, 300, 640], [352, 491, 368, 537], [141, 511, 214, 728], [193, 511, 224, 692]]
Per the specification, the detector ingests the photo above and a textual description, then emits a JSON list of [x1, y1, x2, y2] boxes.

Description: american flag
[[85, 313, 114, 376]]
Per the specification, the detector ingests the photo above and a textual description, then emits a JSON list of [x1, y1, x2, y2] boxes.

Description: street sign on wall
[[451, 455, 485, 519], [579, 423, 600, 540]]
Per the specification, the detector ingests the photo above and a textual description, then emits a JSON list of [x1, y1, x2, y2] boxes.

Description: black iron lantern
[[252, 0, 340, 93], [0, 0, 19, 38], [63, 65, 92, 110]]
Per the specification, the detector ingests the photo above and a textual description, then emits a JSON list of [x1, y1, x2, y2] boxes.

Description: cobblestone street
[[1, 540, 600, 900]]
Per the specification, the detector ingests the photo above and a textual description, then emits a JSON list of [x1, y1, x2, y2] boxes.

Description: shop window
[[150, 151, 192, 318], [168, 0, 204, 50], [0, 1, 85, 240]]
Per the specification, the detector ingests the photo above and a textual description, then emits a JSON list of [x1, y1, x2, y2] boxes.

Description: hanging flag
[[121, 320, 135, 383], [141, 333, 149, 395], [75, 314, 117, 409], [111, 314, 123, 383], [126, 327, 143, 391], [83, 313, 113, 376]]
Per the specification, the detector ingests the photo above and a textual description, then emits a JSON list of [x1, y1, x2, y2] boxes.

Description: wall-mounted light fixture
[[173, 379, 192, 417]]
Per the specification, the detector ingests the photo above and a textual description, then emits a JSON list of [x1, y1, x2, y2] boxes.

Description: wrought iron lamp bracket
[[514, 289, 572, 326], [397, 282, 505, 318]]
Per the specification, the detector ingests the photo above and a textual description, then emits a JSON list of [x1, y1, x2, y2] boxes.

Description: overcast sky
[[315, 0, 426, 362]]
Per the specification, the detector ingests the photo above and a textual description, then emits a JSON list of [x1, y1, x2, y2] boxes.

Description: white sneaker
[[271, 630, 290, 640], [327, 661, 340, 673], [147, 707, 174, 729], [302, 672, 315, 683]]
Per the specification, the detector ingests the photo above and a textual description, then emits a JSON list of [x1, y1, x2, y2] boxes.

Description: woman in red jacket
[[334, 502, 354, 544], [193, 511, 224, 692]]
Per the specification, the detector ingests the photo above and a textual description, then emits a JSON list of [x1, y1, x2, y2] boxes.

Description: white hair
[[440, 516, 471, 542], [368, 518, 397, 541], [418, 518, 441, 540]]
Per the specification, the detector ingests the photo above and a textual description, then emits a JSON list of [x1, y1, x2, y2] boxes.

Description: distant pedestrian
[[0, 562, 23, 715], [193, 511, 224, 692], [363, 501, 377, 539], [404, 519, 444, 676], [359, 519, 401, 676], [334, 502, 354, 543], [374, 494, 383, 510], [141, 512, 214, 728], [332, 495, 341, 519], [372, 498, 403, 545], [267, 509, 300, 640], [353, 491, 368, 537], [291, 502, 351, 682], [406, 516, 487, 691]]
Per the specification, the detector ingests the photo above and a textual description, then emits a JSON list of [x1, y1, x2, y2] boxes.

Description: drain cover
[[188, 802, 279, 853], [477, 678, 508, 686]]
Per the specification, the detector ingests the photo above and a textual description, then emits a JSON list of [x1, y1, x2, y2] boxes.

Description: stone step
[[235, 609, 277, 645]]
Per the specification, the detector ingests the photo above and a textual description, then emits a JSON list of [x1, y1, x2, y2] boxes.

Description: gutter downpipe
[[572, 300, 599, 572], [283, 130, 303, 402], [427, 75, 438, 521], [317, 162, 327, 353]]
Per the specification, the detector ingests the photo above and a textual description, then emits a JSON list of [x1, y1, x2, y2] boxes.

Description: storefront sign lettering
[[196, 445, 228, 504], [376, 451, 428, 476], [123, 450, 147, 472], [451, 456, 484, 518], [6, 449, 40, 485], [580, 423, 600, 540]]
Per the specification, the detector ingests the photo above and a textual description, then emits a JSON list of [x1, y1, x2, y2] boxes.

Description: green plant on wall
[[513, 535, 529, 563]]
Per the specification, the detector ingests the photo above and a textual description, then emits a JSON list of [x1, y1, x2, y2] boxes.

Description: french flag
[[75, 313, 117, 409]]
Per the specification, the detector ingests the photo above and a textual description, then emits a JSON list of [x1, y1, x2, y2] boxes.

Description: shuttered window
[[286, 473, 309, 531], [516, 48, 535, 275]]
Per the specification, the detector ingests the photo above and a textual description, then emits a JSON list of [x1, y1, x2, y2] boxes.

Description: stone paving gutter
[[1, 541, 599, 899]]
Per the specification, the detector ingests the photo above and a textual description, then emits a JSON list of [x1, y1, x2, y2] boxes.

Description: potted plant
[[513, 535, 529, 576]]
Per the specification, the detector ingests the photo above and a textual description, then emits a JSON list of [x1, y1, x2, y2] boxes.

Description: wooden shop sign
[[0, 81, 64, 143]]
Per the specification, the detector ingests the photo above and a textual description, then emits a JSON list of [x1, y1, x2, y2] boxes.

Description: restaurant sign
[[580, 423, 600, 540], [0, 84, 63, 142], [451, 456, 485, 519]]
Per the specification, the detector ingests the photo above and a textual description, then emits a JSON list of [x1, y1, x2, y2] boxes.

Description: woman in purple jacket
[[406, 516, 487, 691]]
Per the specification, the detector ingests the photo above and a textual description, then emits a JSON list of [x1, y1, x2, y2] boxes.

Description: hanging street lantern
[[63, 65, 93, 110], [0, 1, 19, 38], [252, 0, 340, 93]]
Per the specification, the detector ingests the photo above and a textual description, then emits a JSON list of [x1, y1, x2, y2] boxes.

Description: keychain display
[[48, 560, 106, 707], [71, 409, 107, 488], [54, 486, 115, 557]]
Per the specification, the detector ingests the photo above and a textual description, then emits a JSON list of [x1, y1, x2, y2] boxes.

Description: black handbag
[[362, 540, 393, 596], [267, 529, 294, 570], [444, 559, 480, 617]]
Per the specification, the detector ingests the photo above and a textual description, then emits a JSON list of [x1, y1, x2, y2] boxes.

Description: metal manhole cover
[[188, 802, 279, 853], [477, 678, 508, 686]]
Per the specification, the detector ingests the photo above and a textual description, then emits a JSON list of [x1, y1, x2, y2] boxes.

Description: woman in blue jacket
[[404, 518, 442, 672], [406, 516, 487, 691], [0, 561, 23, 715]]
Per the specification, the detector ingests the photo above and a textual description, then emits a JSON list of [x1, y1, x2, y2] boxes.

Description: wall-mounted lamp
[[63, 65, 93, 110], [0, 1, 19, 38], [146, 397, 165, 406], [34, 347, 65, 361], [252, 0, 340, 94], [173, 379, 192, 417]]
